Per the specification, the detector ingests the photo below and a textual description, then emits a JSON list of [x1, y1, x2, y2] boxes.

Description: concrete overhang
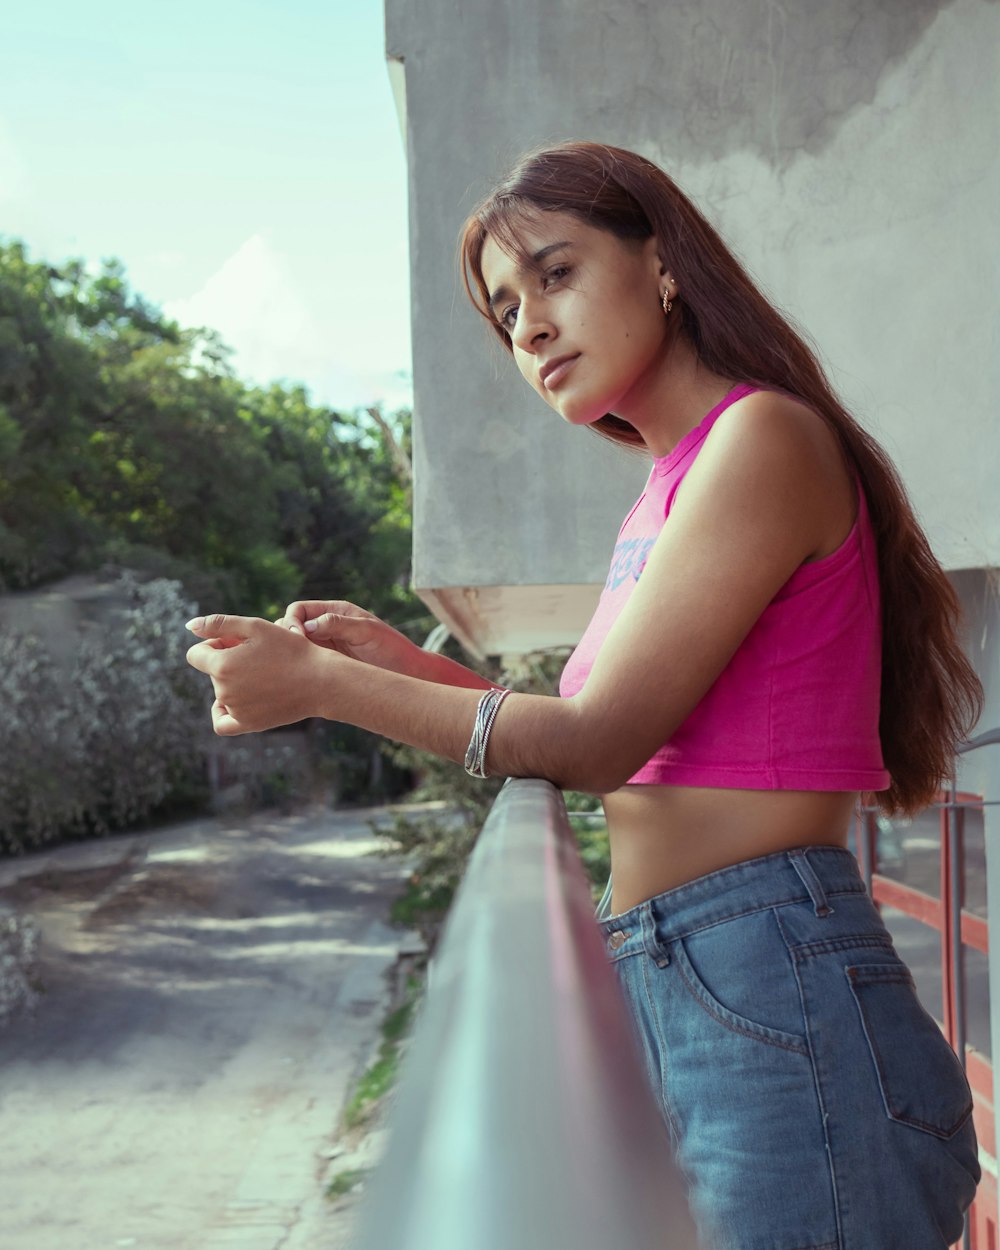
[[416, 583, 601, 661]]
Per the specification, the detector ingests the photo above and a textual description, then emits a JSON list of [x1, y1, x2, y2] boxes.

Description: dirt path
[[0, 805, 419, 1250]]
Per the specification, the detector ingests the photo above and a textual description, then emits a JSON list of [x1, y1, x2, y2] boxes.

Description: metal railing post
[[954, 728, 1000, 1250]]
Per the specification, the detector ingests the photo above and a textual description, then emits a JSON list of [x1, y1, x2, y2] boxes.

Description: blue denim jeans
[[596, 847, 980, 1250]]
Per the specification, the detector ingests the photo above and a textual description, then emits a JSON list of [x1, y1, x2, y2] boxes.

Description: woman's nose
[[512, 304, 553, 353]]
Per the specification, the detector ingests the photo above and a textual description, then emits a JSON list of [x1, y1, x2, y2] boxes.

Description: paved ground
[[0, 804, 422, 1250]]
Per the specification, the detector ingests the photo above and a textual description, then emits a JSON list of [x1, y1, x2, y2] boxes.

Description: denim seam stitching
[[628, 846, 858, 894], [846, 968, 974, 1139], [776, 908, 846, 1249], [792, 934, 895, 960], [639, 952, 683, 1144], [644, 889, 866, 945], [674, 943, 809, 1056], [848, 966, 914, 987], [600, 881, 865, 935], [605, 947, 642, 964], [788, 848, 835, 916]]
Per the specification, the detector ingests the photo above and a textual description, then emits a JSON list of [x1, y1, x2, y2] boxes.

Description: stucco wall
[[387, 0, 1000, 1158], [387, 0, 1000, 648]]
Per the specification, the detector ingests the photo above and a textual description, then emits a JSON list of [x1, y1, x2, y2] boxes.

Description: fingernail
[[186, 617, 205, 631], [289, 626, 302, 635], [304, 620, 318, 633]]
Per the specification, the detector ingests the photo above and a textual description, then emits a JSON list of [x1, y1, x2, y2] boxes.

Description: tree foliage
[[0, 237, 424, 849], [0, 238, 415, 622]]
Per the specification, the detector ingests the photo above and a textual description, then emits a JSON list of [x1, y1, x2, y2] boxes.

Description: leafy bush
[[0, 631, 86, 850], [0, 575, 210, 853], [0, 241, 417, 627], [381, 807, 481, 950], [208, 733, 314, 812], [568, 813, 611, 899], [70, 575, 210, 830], [0, 905, 39, 1027]]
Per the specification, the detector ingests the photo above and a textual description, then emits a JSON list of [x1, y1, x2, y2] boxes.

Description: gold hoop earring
[[661, 290, 673, 316]]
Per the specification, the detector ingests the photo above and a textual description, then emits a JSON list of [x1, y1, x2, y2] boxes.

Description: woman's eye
[[500, 305, 519, 330], [544, 264, 570, 286]]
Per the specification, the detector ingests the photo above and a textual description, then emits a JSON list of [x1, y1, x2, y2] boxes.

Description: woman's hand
[[277, 600, 422, 676], [186, 614, 336, 735], [185, 611, 500, 772]]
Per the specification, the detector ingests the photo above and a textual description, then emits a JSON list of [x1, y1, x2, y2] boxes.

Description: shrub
[[0, 575, 210, 853], [0, 631, 87, 850], [0, 905, 39, 1026], [71, 575, 210, 831]]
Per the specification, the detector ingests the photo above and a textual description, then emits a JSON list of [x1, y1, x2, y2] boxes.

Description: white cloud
[[0, 118, 28, 208], [0, 119, 27, 205], [165, 235, 313, 379], [163, 235, 412, 411]]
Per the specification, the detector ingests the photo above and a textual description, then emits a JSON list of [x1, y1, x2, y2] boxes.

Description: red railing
[[855, 727, 1000, 1250]]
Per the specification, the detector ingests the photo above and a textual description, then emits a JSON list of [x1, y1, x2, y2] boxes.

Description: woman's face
[[479, 210, 670, 429]]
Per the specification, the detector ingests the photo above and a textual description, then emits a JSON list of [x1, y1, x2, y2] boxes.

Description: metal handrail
[[959, 727, 1000, 754], [354, 777, 701, 1250]]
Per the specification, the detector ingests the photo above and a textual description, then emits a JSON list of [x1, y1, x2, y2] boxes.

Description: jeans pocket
[[847, 962, 973, 1139], [675, 910, 808, 1053]]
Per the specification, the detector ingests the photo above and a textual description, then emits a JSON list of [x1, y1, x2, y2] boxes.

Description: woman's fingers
[[283, 600, 372, 630], [303, 612, 375, 645], [186, 614, 262, 641], [209, 697, 245, 736], [186, 616, 321, 734], [186, 615, 299, 676], [273, 603, 381, 654]]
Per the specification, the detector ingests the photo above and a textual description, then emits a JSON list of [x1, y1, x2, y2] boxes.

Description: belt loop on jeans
[[788, 849, 834, 917]]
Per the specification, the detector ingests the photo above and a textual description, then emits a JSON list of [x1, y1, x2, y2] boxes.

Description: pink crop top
[[559, 384, 890, 792]]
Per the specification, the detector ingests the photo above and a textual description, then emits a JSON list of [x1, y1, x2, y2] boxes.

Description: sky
[[0, 0, 412, 412]]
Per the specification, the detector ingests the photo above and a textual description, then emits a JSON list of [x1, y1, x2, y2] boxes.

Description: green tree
[[0, 237, 432, 830], [0, 241, 106, 584], [0, 241, 417, 621]]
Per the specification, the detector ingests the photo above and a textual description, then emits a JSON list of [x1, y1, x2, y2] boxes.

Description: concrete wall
[[386, 0, 1000, 656], [388, 0, 1000, 1170]]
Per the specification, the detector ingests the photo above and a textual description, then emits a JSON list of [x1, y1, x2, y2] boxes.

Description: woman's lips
[[541, 354, 580, 390]]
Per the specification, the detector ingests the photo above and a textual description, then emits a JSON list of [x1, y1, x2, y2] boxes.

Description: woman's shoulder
[[687, 387, 857, 562], [700, 387, 849, 492], [711, 387, 840, 461]]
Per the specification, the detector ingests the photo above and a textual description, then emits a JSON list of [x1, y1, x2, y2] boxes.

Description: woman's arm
[[187, 394, 850, 793], [277, 599, 493, 690]]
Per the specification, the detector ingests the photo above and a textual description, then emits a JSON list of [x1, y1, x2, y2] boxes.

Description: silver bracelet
[[464, 687, 511, 778]]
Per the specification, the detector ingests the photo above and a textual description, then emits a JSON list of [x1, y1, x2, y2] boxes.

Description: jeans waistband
[[596, 846, 867, 945]]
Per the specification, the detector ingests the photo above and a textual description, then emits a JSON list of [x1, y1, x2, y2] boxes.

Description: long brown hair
[[460, 140, 982, 814]]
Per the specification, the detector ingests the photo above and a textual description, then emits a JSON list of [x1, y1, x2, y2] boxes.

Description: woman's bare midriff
[[601, 784, 858, 915]]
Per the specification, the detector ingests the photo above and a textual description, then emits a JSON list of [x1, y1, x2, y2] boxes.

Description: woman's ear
[[645, 235, 673, 287]]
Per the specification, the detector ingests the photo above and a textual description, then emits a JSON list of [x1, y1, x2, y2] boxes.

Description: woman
[[187, 142, 982, 1248]]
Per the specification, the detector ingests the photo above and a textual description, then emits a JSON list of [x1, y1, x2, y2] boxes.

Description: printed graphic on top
[[605, 536, 657, 590]]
